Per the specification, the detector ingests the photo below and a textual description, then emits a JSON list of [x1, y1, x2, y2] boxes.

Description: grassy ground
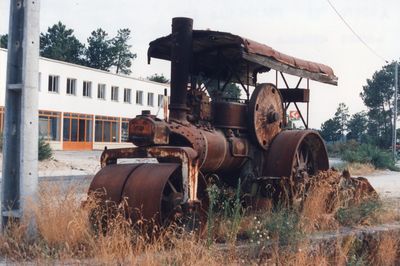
[[343, 162, 376, 176], [0, 170, 399, 265]]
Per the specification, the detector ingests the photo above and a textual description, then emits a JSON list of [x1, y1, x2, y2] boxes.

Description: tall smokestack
[[169, 17, 193, 122]]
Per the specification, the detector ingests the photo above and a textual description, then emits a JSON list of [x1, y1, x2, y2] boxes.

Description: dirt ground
[[0, 150, 102, 177], [0, 151, 398, 201], [365, 170, 400, 199]]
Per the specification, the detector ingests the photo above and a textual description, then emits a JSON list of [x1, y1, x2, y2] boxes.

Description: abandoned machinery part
[[88, 17, 337, 231]]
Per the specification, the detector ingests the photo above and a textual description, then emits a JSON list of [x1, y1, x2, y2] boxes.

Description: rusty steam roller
[[88, 17, 345, 231]]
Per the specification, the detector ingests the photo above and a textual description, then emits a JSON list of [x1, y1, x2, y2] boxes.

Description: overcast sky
[[0, 0, 399, 128]]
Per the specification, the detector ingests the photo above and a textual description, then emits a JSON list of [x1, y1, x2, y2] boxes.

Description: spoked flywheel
[[249, 83, 285, 151]]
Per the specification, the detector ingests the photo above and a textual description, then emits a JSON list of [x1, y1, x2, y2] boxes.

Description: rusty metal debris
[[88, 17, 350, 232], [276, 169, 379, 213]]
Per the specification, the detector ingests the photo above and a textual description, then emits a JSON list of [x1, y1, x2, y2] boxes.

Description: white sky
[[0, 0, 399, 128]]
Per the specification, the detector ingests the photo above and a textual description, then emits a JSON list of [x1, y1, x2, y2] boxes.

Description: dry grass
[[233, 169, 400, 264], [272, 169, 381, 232], [254, 237, 351, 266], [375, 200, 400, 224], [251, 233, 400, 266], [0, 184, 229, 265], [33, 185, 91, 250], [346, 162, 376, 176], [374, 233, 399, 266], [0, 169, 399, 264], [300, 179, 339, 232], [209, 169, 398, 264]]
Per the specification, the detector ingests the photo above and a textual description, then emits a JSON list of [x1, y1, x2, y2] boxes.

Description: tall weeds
[[0, 169, 398, 264], [0, 184, 226, 264], [206, 179, 244, 246]]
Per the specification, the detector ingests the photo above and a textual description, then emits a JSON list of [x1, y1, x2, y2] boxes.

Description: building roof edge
[[0, 48, 170, 87]]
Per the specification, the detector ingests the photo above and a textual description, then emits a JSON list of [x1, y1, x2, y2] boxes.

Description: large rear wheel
[[264, 130, 329, 178], [263, 130, 329, 203]]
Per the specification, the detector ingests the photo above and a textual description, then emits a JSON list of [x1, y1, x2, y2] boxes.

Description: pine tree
[[86, 28, 114, 71], [40, 22, 85, 64], [111, 28, 136, 75]]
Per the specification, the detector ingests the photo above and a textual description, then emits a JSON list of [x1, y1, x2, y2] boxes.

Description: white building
[[0, 48, 170, 150]]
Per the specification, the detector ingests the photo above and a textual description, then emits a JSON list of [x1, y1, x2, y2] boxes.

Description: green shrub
[[206, 184, 219, 246], [327, 140, 398, 170], [264, 208, 302, 245], [206, 180, 244, 245], [0, 136, 51, 160], [38, 138, 52, 161], [341, 143, 399, 171], [326, 140, 359, 157], [250, 207, 302, 246]]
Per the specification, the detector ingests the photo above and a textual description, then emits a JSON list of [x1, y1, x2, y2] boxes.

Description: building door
[[63, 113, 93, 150]]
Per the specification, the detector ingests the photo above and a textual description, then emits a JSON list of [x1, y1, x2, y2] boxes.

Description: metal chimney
[[169, 17, 193, 122]]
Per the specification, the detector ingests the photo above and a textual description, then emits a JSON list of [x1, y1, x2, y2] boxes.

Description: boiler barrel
[[212, 101, 248, 130], [199, 129, 249, 173]]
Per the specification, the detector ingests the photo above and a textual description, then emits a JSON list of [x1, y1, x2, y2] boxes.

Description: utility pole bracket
[[7, 83, 23, 91]]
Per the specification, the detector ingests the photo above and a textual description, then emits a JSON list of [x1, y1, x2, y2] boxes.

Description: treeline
[[0, 22, 136, 75], [320, 61, 399, 149]]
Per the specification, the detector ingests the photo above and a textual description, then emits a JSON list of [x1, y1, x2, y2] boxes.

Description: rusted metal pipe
[[169, 17, 193, 122]]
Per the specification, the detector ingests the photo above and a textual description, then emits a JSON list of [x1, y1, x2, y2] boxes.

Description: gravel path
[[365, 170, 400, 199]]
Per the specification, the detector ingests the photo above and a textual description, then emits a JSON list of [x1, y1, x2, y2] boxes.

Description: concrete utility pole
[[394, 62, 398, 160], [1, 0, 40, 232]]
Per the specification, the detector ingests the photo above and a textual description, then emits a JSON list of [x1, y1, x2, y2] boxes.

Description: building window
[[136, 90, 143, 105], [124, 88, 131, 103], [98, 84, 106, 100], [111, 86, 119, 101], [121, 118, 129, 142], [83, 81, 92, 97], [95, 115, 120, 142], [48, 75, 59, 93], [158, 94, 164, 107], [66, 78, 77, 95], [147, 92, 154, 106], [39, 110, 61, 141], [63, 113, 93, 142]]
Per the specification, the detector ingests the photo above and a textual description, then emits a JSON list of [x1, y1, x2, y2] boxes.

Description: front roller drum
[[88, 163, 207, 230]]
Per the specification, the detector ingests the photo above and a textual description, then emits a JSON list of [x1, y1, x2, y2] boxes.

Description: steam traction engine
[[88, 18, 338, 228]]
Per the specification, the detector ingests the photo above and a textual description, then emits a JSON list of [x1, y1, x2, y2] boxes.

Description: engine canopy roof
[[148, 30, 338, 86]]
